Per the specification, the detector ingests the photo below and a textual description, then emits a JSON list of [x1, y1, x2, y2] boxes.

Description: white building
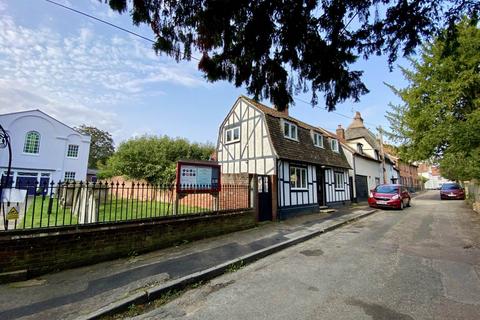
[[217, 96, 351, 220], [0, 110, 91, 194], [336, 112, 385, 201], [339, 139, 383, 201]]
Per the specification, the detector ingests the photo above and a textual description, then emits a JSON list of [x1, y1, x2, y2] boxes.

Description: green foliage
[[386, 19, 480, 181], [75, 125, 115, 169], [98, 135, 214, 184], [105, 0, 478, 111]]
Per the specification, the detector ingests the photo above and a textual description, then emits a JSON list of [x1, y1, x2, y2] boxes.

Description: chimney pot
[[336, 124, 345, 141]]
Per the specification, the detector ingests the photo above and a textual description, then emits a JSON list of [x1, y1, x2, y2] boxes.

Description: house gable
[[217, 97, 276, 175]]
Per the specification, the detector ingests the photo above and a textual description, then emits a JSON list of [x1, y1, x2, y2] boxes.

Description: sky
[[0, 0, 412, 146]]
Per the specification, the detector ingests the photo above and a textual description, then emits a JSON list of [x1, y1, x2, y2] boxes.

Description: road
[[129, 191, 480, 320]]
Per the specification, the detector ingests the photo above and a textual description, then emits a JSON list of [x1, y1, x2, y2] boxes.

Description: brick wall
[[102, 175, 250, 211], [0, 210, 256, 279]]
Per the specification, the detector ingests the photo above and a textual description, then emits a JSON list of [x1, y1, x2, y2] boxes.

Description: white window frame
[[283, 121, 298, 141], [312, 132, 324, 148], [225, 126, 240, 144], [290, 166, 307, 190], [23, 131, 40, 154], [330, 139, 339, 153], [334, 171, 345, 190], [67, 144, 79, 158], [64, 171, 76, 181]]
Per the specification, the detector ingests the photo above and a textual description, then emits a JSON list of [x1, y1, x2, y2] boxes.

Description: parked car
[[440, 183, 465, 200], [368, 184, 411, 210]]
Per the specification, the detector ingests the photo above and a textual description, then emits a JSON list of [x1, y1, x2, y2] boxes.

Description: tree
[[98, 135, 215, 184], [386, 19, 480, 181], [104, 0, 479, 111], [75, 125, 115, 169]]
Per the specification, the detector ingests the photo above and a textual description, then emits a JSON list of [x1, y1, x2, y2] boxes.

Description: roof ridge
[[241, 96, 335, 138]]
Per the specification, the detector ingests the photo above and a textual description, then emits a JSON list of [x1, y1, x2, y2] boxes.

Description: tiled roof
[[242, 96, 351, 169]]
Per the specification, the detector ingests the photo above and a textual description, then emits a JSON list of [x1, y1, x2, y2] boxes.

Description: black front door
[[316, 167, 325, 206], [258, 175, 272, 221], [355, 174, 369, 201]]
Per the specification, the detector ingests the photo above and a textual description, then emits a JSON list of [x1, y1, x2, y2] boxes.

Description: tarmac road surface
[[131, 191, 480, 320]]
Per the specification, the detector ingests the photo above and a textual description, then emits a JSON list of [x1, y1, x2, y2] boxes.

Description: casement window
[[23, 131, 40, 154], [225, 126, 240, 143], [330, 138, 339, 153], [334, 171, 345, 189], [290, 166, 307, 190], [312, 132, 324, 148], [67, 144, 79, 158], [64, 171, 76, 181], [283, 121, 298, 140], [357, 143, 363, 153]]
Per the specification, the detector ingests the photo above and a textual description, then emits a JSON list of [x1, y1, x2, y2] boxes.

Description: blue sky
[[0, 0, 411, 146]]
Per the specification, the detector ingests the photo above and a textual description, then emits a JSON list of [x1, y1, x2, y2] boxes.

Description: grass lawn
[[96, 198, 206, 222], [18, 196, 207, 229], [20, 196, 76, 229]]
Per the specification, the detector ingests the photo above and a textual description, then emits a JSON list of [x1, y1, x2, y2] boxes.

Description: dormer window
[[225, 126, 240, 143], [283, 121, 297, 140], [312, 132, 324, 148], [330, 139, 339, 153], [357, 143, 363, 154]]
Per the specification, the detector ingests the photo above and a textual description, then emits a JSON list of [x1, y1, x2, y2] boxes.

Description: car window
[[441, 183, 460, 190], [375, 185, 399, 193]]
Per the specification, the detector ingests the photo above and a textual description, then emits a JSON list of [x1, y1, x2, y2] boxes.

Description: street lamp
[[0, 124, 12, 205]]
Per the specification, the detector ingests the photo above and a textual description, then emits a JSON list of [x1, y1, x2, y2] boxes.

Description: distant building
[[417, 163, 451, 189], [0, 110, 91, 194]]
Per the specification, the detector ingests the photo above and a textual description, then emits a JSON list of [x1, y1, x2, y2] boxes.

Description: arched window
[[23, 131, 40, 154]]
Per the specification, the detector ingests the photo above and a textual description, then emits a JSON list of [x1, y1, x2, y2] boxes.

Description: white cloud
[[0, 80, 119, 133], [0, 8, 205, 141]]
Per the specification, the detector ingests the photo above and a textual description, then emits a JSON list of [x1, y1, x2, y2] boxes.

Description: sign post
[[175, 160, 221, 214]]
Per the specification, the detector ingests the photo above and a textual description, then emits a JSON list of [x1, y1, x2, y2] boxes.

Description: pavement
[[0, 202, 380, 320], [128, 191, 480, 320]]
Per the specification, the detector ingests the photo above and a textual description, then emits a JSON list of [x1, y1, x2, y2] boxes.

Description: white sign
[[1, 188, 27, 203], [180, 165, 198, 185]]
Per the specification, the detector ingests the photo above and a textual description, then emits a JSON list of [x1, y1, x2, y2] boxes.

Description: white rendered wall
[[0, 111, 91, 183]]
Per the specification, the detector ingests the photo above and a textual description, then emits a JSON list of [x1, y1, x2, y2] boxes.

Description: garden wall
[[0, 210, 255, 281], [464, 179, 480, 213]]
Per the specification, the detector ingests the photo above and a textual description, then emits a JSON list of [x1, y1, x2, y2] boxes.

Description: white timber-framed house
[[217, 96, 351, 220]]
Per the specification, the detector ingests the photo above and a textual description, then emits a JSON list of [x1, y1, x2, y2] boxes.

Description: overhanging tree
[[104, 0, 478, 110], [386, 19, 480, 181]]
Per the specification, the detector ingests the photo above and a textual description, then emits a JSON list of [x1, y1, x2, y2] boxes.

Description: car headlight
[[392, 194, 400, 200], [369, 192, 374, 198]]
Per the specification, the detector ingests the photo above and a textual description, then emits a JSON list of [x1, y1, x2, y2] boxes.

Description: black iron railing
[[0, 181, 251, 231]]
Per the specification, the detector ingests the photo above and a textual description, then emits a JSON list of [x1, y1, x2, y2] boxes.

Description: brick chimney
[[279, 106, 289, 117], [336, 124, 345, 141]]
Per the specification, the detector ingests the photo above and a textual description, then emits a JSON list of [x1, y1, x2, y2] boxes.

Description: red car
[[440, 183, 465, 200], [368, 184, 411, 210]]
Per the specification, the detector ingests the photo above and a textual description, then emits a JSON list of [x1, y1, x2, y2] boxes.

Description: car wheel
[[406, 198, 411, 207]]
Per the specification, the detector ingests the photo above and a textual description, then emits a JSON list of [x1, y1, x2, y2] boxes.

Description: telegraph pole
[[378, 126, 387, 184]]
